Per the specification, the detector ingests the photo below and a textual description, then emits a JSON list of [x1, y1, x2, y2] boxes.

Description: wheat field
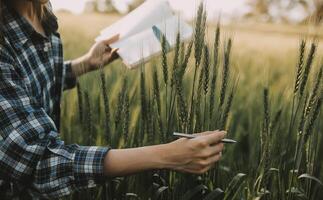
[[57, 10, 323, 200]]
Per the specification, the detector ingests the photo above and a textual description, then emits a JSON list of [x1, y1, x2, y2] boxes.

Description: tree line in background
[[86, 0, 322, 24], [85, 0, 144, 14], [248, 0, 323, 23]]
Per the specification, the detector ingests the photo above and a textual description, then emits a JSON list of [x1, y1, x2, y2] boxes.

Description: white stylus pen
[[173, 132, 237, 144]]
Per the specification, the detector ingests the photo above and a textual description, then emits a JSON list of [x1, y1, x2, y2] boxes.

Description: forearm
[[103, 144, 170, 177], [70, 37, 119, 77], [102, 131, 225, 177], [70, 54, 92, 77]]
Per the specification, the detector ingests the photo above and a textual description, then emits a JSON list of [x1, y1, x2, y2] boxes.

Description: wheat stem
[[140, 67, 147, 143], [299, 42, 316, 97], [77, 81, 83, 123], [219, 39, 232, 109], [84, 91, 93, 145], [209, 23, 221, 129], [122, 93, 130, 147], [294, 40, 306, 94], [100, 70, 111, 144]]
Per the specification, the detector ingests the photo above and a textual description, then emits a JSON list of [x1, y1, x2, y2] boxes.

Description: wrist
[[70, 53, 92, 77], [154, 143, 175, 170], [81, 53, 92, 71]]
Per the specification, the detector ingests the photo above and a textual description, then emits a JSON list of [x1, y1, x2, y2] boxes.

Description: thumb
[[111, 48, 119, 55], [103, 34, 120, 45], [192, 130, 219, 137], [103, 48, 119, 63], [110, 48, 119, 60]]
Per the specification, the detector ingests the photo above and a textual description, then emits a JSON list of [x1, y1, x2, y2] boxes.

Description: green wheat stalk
[[295, 67, 322, 171], [260, 88, 271, 154], [194, 2, 204, 67], [197, 56, 205, 98], [161, 35, 169, 86], [220, 80, 237, 131], [203, 44, 210, 129], [180, 42, 185, 67], [298, 95, 310, 137], [122, 93, 130, 147], [293, 40, 306, 95], [147, 96, 154, 144], [288, 94, 309, 200], [152, 66, 165, 141], [100, 70, 111, 144], [188, 2, 206, 133], [153, 66, 162, 114], [84, 91, 93, 145], [306, 66, 323, 118], [115, 78, 127, 134], [209, 22, 221, 129], [286, 41, 310, 192], [77, 81, 83, 123], [219, 38, 232, 109], [304, 69, 322, 144], [260, 88, 272, 192], [174, 67, 188, 131], [140, 67, 147, 142], [271, 108, 282, 134], [167, 32, 181, 134], [203, 44, 210, 96], [161, 35, 169, 121], [171, 32, 181, 87], [299, 42, 316, 97], [163, 31, 181, 140], [178, 40, 193, 80]]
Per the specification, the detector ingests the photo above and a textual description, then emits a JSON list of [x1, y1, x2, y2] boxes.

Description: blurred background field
[[53, 1, 323, 199], [58, 11, 323, 98], [58, 12, 323, 141]]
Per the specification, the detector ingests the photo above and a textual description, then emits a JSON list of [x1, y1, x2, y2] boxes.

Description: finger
[[208, 153, 222, 164], [192, 130, 219, 137], [201, 131, 226, 145], [180, 168, 204, 175], [110, 53, 119, 62], [202, 143, 224, 157], [197, 166, 212, 174], [103, 34, 120, 45], [197, 153, 222, 169], [111, 48, 119, 55], [103, 48, 119, 63], [181, 165, 211, 175], [105, 48, 119, 58], [110, 48, 119, 60]]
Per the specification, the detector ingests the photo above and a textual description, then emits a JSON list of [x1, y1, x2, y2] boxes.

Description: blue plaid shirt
[[0, 3, 109, 199]]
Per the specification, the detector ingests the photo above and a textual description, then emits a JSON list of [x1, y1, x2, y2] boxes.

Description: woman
[[0, 0, 225, 199]]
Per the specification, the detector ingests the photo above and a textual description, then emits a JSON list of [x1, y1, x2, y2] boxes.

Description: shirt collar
[[1, 3, 59, 49]]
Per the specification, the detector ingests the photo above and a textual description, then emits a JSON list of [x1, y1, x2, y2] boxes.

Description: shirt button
[[44, 43, 51, 52], [44, 45, 49, 52], [88, 180, 95, 187]]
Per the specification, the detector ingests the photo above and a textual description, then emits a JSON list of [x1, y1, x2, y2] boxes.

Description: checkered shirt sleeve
[[0, 57, 110, 198]]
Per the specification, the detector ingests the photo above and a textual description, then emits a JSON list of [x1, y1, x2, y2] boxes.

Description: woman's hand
[[103, 130, 225, 177], [85, 34, 120, 71], [70, 34, 120, 77], [163, 131, 225, 174]]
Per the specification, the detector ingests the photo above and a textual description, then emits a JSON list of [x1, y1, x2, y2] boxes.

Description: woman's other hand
[[70, 34, 120, 77], [86, 34, 120, 70], [163, 130, 226, 174]]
